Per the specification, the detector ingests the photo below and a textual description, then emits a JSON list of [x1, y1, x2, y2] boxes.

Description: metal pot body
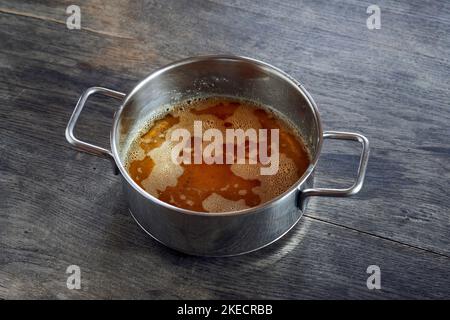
[[122, 173, 314, 256], [66, 55, 369, 256]]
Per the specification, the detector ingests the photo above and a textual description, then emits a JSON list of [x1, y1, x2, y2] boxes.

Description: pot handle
[[300, 131, 370, 202], [65, 86, 126, 174]]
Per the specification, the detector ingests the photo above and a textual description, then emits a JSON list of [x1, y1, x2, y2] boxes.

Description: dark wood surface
[[1, 0, 449, 299]]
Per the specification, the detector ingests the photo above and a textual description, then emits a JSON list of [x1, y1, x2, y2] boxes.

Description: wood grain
[[0, 0, 449, 299]]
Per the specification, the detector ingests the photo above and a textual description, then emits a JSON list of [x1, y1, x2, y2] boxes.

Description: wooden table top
[[1, 0, 449, 299]]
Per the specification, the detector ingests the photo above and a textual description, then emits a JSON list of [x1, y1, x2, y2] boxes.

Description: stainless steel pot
[[66, 55, 369, 256]]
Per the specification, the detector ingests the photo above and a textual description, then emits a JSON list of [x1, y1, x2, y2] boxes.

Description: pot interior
[[113, 56, 322, 182]]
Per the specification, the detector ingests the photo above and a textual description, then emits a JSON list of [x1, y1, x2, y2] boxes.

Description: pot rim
[[110, 55, 324, 217]]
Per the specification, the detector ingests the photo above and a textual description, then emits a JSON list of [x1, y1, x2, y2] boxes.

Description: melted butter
[[126, 97, 310, 213]]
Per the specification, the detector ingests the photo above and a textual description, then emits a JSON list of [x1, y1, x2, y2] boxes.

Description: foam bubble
[[202, 193, 249, 212], [125, 96, 311, 212], [231, 153, 298, 204], [141, 139, 184, 196]]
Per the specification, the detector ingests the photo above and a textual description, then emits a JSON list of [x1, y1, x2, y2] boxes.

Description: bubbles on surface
[[125, 96, 311, 213]]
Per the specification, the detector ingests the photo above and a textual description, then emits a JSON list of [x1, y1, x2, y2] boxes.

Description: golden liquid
[[126, 97, 310, 212]]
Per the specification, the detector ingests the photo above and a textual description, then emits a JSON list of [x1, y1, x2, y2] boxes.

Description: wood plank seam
[[304, 215, 450, 259], [0, 7, 135, 40]]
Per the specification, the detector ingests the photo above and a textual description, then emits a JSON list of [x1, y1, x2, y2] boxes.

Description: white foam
[[141, 139, 184, 196], [126, 96, 309, 212], [202, 193, 250, 212], [231, 153, 298, 204]]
